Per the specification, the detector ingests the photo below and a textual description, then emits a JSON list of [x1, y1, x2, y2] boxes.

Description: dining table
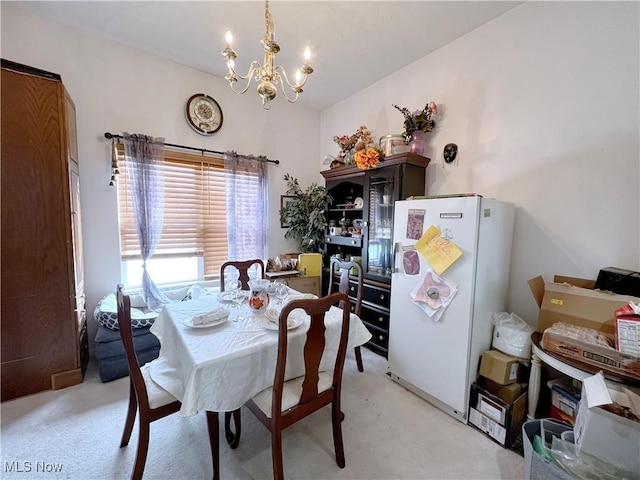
[[148, 290, 373, 417]]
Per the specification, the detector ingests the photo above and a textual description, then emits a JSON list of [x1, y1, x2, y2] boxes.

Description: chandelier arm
[[226, 62, 264, 95], [229, 61, 262, 82], [272, 68, 300, 103], [274, 65, 308, 90]]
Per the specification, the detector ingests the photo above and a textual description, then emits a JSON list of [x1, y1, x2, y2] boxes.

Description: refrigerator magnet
[[403, 250, 420, 275], [406, 209, 426, 240]]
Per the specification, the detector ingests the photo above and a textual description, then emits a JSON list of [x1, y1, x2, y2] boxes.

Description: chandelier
[[221, 0, 314, 110]]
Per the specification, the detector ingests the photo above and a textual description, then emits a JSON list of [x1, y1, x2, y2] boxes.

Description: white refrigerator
[[388, 195, 515, 423]]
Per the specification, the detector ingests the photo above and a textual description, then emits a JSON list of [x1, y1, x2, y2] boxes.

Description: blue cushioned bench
[[93, 284, 214, 382]]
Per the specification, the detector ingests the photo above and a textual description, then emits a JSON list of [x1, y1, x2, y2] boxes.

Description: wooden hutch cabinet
[[321, 153, 430, 357], [1, 59, 88, 400]]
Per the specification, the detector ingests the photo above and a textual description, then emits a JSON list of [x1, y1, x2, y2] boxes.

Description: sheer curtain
[[123, 133, 170, 310], [223, 151, 268, 263]]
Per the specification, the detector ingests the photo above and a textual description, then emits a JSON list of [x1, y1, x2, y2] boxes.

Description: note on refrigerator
[[414, 225, 462, 275]]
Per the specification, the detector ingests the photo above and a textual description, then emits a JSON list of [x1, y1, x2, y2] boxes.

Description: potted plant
[[280, 174, 333, 253]]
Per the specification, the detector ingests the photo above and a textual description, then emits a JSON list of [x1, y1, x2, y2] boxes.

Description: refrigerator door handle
[[392, 242, 401, 273]]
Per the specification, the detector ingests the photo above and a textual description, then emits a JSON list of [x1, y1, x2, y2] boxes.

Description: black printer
[[595, 266, 640, 297]]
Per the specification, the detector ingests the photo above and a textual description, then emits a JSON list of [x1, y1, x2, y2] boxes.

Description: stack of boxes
[[525, 272, 640, 476], [468, 349, 529, 450]]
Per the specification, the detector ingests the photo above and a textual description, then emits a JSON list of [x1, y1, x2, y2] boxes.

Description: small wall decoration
[[185, 93, 223, 135], [443, 143, 458, 164], [279, 195, 296, 228]]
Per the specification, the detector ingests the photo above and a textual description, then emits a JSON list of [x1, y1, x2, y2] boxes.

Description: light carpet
[[0, 348, 523, 479]]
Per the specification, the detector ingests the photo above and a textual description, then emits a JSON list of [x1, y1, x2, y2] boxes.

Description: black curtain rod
[[104, 132, 279, 165]]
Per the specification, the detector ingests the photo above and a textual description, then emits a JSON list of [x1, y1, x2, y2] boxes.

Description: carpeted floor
[[0, 348, 523, 479]]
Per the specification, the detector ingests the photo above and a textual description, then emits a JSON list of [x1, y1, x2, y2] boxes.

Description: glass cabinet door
[[364, 169, 396, 281]]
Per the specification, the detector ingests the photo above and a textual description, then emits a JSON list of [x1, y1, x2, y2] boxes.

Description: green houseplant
[[280, 174, 333, 253]]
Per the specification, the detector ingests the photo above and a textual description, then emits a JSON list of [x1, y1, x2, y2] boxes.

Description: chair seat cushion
[[252, 372, 333, 418], [141, 362, 179, 409]]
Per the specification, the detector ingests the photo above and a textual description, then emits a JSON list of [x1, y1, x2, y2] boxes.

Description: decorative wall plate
[[185, 93, 223, 135]]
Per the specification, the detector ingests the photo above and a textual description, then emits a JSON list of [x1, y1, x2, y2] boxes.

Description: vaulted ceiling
[[5, 1, 522, 110]]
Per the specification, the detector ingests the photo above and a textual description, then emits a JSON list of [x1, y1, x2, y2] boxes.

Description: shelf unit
[[320, 152, 430, 357]]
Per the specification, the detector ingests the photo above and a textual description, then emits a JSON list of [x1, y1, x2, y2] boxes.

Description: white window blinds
[[117, 147, 260, 281]]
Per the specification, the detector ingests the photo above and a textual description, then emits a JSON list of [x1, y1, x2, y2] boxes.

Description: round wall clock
[[185, 93, 223, 135]]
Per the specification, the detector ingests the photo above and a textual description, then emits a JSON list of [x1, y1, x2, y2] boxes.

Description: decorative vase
[[408, 130, 425, 156], [248, 279, 270, 313], [344, 149, 354, 165]]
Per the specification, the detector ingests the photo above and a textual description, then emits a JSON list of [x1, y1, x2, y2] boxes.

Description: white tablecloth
[[149, 294, 372, 416]]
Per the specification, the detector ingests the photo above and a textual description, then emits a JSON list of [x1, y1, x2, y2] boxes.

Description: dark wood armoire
[[1, 59, 88, 401]]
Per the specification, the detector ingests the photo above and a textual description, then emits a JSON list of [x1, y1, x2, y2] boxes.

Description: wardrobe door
[[1, 62, 85, 400]]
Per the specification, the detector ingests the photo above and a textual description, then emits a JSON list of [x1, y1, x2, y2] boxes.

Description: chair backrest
[[327, 258, 363, 316], [220, 259, 265, 291], [117, 284, 150, 407], [272, 292, 350, 419]]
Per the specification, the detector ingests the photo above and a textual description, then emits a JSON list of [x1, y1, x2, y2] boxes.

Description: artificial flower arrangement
[[393, 101, 438, 138], [333, 125, 384, 170], [354, 147, 381, 170], [332, 125, 372, 155]]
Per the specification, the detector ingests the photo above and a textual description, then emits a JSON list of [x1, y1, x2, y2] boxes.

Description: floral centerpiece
[[333, 126, 371, 156], [333, 125, 383, 170], [354, 147, 381, 170], [393, 101, 438, 138]]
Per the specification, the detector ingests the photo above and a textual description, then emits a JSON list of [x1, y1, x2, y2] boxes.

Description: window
[[116, 147, 263, 287]]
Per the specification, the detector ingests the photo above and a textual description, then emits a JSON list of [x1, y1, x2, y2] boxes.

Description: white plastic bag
[[491, 312, 534, 358]]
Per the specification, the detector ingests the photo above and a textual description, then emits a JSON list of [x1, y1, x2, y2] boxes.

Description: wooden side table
[[283, 275, 321, 297]]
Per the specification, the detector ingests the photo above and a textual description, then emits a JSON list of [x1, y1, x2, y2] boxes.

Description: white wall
[[321, 1, 640, 325], [1, 6, 322, 347], [3, 2, 639, 346]]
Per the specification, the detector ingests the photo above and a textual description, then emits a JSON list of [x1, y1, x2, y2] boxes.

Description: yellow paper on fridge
[[414, 225, 462, 275]]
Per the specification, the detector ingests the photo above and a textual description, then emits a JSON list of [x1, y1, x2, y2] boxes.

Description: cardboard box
[[549, 383, 580, 425], [480, 377, 525, 404], [528, 275, 640, 334], [468, 383, 527, 448], [284, 275, 321, 297], [541, 324, 640, 381], [479, 350, 520, 385], [574, 387, 640, 474], [615, 305, 640, 357]]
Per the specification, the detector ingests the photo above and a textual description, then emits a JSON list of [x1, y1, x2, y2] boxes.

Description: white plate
[[183, 315, 228, 329], [217, 291, 234, 302], [259, 316, 303, 331], [218, 291, 247, 302]]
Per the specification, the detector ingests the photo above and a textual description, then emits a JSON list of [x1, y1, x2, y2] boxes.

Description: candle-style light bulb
[[295, 69, 302, 86], [225, 30, 233, 46], [304, 46, 311, 62]]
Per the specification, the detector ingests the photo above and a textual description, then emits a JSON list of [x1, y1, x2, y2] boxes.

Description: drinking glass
[[275, 279, 289, 306], [230, 281, 244, 322]]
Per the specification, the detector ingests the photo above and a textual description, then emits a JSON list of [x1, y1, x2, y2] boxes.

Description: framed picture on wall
[[280, 195, 296, 228]]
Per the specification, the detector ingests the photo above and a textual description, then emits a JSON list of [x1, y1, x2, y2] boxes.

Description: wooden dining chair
[[220, 259, 265, 291], [328, 258, 365, 372], [117, 284, 222, 480], [243, 292, 351, 479], [117, 284, 182, 480]]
